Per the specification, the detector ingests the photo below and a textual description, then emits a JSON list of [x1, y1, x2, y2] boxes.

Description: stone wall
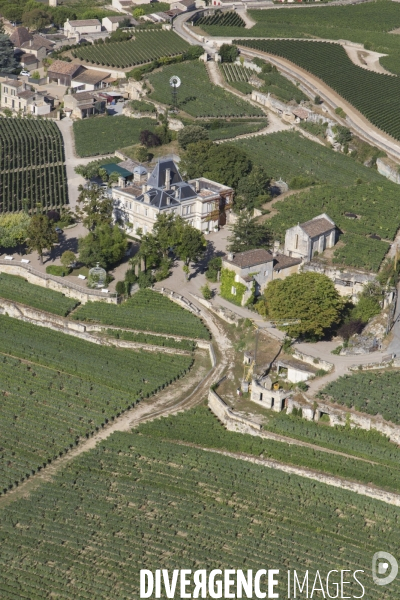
[[293, 349, 333, 372], [208, 389, 262, 434], [0, 263, 118, 304]]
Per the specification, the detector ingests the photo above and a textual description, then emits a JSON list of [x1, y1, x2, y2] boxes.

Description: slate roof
[[225, 249, 274, 269], [147, 159, 183, 189], [137, 188, 180, 209], [172, 181, 197, 201], [48, 61, 82, 76], [300, 217, 335, 238], [10, 27, 32, 48]]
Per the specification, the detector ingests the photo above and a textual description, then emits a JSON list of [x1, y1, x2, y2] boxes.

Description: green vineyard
[[235, 39, 400, 142], [196, 10, 245, 28], [148, 61, 263, 117], [220, 63, 254, 82], [0, 423, 399, 598], [0, 316, 192, 491], [72, 289, 211, 339], [319, 370, 400, 425], [0, 273, 79, 316], [0, 117, 68, 213], [72, 30, 190, 68]]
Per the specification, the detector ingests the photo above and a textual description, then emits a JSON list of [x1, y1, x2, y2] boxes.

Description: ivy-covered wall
[[220, 268, 247, 306]]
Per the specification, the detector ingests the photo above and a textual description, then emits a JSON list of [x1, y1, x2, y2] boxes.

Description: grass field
[[0, 315, 192, 492], [0, 273, 79, 316], [72, 289, 211, 339], [207, 119, 267, 140], [148, 61, 263, 117], [199, 0, 400, 74], [0, 412, 399, 597], [235, 132, 398, 270], [73, 116, 156, 157]]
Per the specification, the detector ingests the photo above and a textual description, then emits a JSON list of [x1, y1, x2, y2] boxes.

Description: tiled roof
[[73, 68, 110, 85], [68, 19, 101, 27], [21, 39, 47, 51], [3, 80, 23, 87], [18, 90, 35, 99], [292, 107, 309, 120], [10, 27, 32, 48], [300, 217, 335, 238], [71, 90, 96, 100], [48, 61, 82, 76], [225, 249, 274, 269], [105, 16, 126, 22], [273, 254, 302, 271]]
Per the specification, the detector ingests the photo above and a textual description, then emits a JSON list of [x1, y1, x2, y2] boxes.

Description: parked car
[[20, 70, 30, 77], [117, 98, 125, 103], [55, 227, 63, 233]]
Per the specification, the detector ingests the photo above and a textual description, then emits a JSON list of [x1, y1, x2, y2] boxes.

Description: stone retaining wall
[[208, 389, 262, 434], [0, 263, 118, 304], [293, 349, 333, 372]]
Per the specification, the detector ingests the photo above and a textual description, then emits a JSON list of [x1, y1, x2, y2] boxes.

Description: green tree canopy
[[259, 272, 343, 340], [219, 43, 238, 63], [227, 210, 270, 253], [235, 165, 270, 211], [0, 33, 18, 73], [76, 185, 113, 231], [177, 125, 209, 150], [181, 141, 252, 189], [26, 214, 58, 263], [78, 224, 127, 269], [0, 212, 30, 249]]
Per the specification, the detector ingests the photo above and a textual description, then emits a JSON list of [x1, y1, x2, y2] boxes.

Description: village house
[[71, 68, 112, 92], [221, 249, 301, 306], [111, 0, 135, 11], [0, 80, 54, 115], [284, 214, 337, 262], [102, 15, 137, 31], [47, 61, 83, 86], [170, 0, 196, 11], [63, 90, 106, 119], [112, 159, 233, 235], [64, 19, 102, 38]]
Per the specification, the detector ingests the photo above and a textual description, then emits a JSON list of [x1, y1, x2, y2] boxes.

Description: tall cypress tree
[[0, 23, 18, 74]]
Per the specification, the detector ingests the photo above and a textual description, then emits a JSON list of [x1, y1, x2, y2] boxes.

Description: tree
[[174, 219, 206, 276], [133, 7, 145, 17], [60, 250, 76, 269], [235, 165, 270, 211], [75, 185, 113, 231], [334, 125, 352, 146], [26, 215, 58, 264], [180, 140, 214, 180], [139, 129, 161, 148], [135, 146, 150, 162], [219, 43, 238, 63], [0, 33, 18, 73], [0, 212, 30, 250], [22, 9, 51, 31], [178, 125, 209, 150], [201, 283, 212, 300], [78, 224, 127, 269], [258, 272, 343, 340], [206, 256, 222, 282], [152, 212, 177, 257], [227, 211, 270, 253], [181, 141, 252, 189]]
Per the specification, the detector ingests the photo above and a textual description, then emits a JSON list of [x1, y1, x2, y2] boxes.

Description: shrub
[[46, 265, 70, 277]]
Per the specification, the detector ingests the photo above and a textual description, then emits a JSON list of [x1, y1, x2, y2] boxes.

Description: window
[[4, 87, 7, 94], [231, 286, 237, 295]]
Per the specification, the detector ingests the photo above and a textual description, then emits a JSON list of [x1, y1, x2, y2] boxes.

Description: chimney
[[142, 184, 146, 194], [228, 252, 234, 261], [166, 196, 170, 206], [175, 188, 179, 199], [144, 193, 150, 203], [195, 179, 200, 192], [165, 167, 170, 188], [118, 176, 125, 189]]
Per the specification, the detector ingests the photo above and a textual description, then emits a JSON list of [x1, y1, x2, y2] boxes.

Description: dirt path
[[344, 46, 391, 75]]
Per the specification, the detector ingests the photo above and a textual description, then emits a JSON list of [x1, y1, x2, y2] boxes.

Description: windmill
[[169, 75, 181, 112]]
